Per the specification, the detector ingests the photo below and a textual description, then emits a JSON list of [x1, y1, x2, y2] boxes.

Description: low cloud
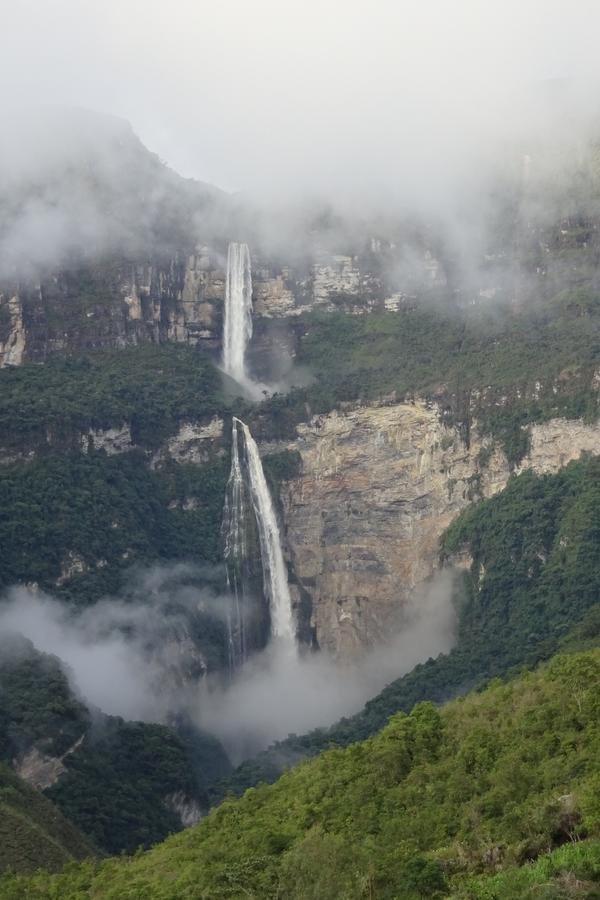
[[0, 566, 456, 764], [195, 572, 457, 764], [0, 564, 231, 721]]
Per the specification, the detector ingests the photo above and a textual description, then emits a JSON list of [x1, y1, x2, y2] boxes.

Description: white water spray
[[222, 420, 248, 669], [237, 418, 295, 645], [223, 418, 296, 659], [223, 242, 253, 383]]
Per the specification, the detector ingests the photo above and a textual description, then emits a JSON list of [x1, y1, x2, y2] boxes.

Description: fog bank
[[196, 573, 457, 764], [0, 565, 230, 720], [3, 1, 600, 201], [0, 568, 456, 763]]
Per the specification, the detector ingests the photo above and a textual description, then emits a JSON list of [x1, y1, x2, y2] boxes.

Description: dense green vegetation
[[45, 721, 199, 855], [442, 455, 600, 649], [223, 454, 600, 794], [0, 634, 89, 760], [262, 295, 600, 463], [455, 841, 600, 899], [2, 647, 599, 898], [0, 451, 229, 605], [261, 449, 303, 486], [0, 638, 231, 856], [0, 344, 226, 451], [0, 763, 96, 875]]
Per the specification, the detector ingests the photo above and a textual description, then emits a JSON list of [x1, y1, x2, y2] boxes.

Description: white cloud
[[196, 572, 457, 763], [0, 567, 456, 764], [2, 1, 600, 196]]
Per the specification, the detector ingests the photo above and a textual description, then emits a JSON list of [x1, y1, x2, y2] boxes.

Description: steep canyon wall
[[0, 243, 447, 367], [265, 404, 600, 657]]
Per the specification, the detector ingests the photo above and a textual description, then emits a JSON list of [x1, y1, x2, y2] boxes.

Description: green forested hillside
[[0, 763, 96, 875], [2, 647, 599, 898], [0, 451, 230, 605], [0, 635, 89, 761], [224, 454, 600, 794], [45, 721, 201, 855], [0, 344, 225, 452], [262, 295, 600, 463], [0, 637, 231, 855]]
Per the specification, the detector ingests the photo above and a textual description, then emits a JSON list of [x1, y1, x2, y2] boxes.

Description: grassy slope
[[0, 763, 96, 875], [1, 647, 599, 898], [454, 841, 600, 899]]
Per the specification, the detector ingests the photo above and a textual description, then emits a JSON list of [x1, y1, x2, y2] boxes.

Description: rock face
[[270, 403, 600, 657], [0, 414, 226, 468], [14, 734, 85, 791], [0, 243, 445, 367], [80, 426, 134, 455], [517, 419, 600, 474], [0, 253, 223, 364], [0, 294, 26, 366], [151, 417, 225, 467]]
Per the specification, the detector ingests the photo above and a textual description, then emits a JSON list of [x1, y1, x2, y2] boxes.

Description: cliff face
[[7, 398, 597, 661], [270, 403, 600, 657], [0, 253, 221, 365], [2, 201, 597, 369], [0, 244, 446, 367]]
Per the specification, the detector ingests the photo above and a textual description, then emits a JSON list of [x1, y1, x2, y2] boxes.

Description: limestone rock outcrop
[[151, 417, 225, 467], [0, 294, 26, 366], [0, 243, 445, 367], [14, 734, 85, 791], [267, 403, 600, 657]]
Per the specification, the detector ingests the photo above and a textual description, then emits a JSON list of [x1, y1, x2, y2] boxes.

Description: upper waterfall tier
[[222, 242, 253, 383]]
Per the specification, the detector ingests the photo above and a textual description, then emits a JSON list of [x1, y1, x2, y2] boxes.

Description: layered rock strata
[[268, 403, 600, 656]]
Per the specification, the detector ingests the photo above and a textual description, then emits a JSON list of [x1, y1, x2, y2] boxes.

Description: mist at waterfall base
[[195, 573, 457, 765], [0, 564, 456, 766], [0, 564, 234, 722], [220, 355, 314, 404]]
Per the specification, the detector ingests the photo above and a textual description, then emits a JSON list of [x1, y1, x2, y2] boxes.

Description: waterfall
[[221, 418, 248, 670], [223, 242, 253, 383], [222, 418, 295, 666], [238, 418, 295, 644]]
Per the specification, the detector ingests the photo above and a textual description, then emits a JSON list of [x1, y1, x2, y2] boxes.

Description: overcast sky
[[3, 0, 600, 197]]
